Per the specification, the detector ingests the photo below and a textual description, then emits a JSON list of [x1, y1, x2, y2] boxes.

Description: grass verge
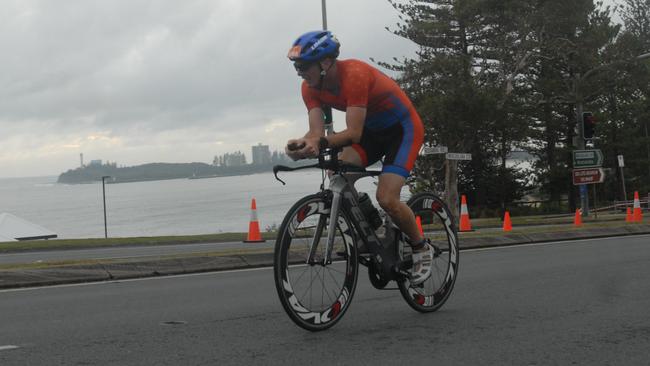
[[0, 232, 276, 253]]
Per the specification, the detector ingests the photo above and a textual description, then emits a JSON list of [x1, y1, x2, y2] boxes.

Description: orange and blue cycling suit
[[301, 59, 424, 178]]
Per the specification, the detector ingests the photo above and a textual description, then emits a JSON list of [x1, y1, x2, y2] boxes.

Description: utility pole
[[320, 0, 334, 136], [321, 0, 328, 30], [101, 176, 111, 238], [574, 79, 590, 217], [645, 121, 650, 181]]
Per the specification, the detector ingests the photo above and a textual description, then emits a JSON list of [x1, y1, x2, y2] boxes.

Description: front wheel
[[273, 192, 358, 331], [398, 192, 459, 312]]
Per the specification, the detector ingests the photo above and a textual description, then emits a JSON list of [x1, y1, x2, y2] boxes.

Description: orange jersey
[[301, 59, 419, 130], [300, 59, 424, 177]]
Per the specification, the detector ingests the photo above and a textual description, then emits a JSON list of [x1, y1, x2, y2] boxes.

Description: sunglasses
[[293, 62, 315, 72]]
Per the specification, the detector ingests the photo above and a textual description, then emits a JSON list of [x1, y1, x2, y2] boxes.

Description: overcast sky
[[1, 0, 624, 179], [0, 0, 419, 178]]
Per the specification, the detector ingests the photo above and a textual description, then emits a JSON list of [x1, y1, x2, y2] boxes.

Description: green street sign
[[573, 149, 603, 168]]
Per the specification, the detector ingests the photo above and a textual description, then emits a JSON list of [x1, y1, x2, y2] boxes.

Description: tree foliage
[[385, 0, 650, 214]]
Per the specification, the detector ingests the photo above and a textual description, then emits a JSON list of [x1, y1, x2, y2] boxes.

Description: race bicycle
[[272, 146, 459, 331]]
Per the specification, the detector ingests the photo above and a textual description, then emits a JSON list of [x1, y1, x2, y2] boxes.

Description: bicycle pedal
[[357, 241, 370, 254], [431, 244, 443, 257], [358, 255, 370, 267], [396, 259, 413, 270]]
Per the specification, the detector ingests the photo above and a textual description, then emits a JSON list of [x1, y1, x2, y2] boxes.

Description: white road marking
[[1, 233, 648, 294], [0, 345, 19, 351]]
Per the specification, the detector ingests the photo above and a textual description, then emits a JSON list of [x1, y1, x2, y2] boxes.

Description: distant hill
[[57, 162, 298, 184]]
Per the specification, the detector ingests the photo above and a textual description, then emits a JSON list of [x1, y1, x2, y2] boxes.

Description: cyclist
[[285, 30, 433, 284]]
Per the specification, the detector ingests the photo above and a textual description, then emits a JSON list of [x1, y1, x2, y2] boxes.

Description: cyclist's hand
[[300, 136, 320, 158], [286, 139, 306, 161]]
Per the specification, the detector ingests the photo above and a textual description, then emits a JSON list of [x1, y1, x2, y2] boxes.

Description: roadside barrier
[[574, 209, 582, 227], [633, 191, 643, 223], [459, 195, 473, 232], [244, 198, 265, 243], [503, 211, 512, 232]]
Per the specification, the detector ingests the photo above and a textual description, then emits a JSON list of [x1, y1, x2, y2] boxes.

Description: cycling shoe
[[410, 240, 434, 285]]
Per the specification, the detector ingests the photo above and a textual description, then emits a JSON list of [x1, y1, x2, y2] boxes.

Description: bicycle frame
[[309, 171, 409, 282], [273, 147, 460, 330], [273, 148, 411, 282]]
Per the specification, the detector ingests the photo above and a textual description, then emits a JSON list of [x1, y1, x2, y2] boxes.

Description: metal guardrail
[[471, 195, 650, 217], [609, 198, 650, 211]]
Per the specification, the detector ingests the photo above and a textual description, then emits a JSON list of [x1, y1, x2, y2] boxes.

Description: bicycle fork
[[306, 175, 352, 266], [306, 189, 341, 266]]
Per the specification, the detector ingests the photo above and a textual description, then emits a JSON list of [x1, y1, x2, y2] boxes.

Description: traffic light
[[582, 112, 596, 139]]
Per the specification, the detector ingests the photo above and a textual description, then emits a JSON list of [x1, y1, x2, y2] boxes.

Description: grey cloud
[[0, 0, 416, 177]]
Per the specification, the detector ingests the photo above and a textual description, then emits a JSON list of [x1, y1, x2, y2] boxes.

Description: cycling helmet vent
[[287, 30, 340, 62]]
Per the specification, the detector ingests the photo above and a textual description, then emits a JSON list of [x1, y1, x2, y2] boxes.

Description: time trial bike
[[272, 146, 459, 331]]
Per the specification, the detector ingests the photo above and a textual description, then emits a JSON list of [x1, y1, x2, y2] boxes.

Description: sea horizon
[[0, 170, 388, 239]]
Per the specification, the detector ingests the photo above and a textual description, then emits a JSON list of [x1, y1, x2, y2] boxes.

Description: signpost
[[572, 168, 605, 185], [572, 149, 604, 168], [420, 150, 472, 224], [618, 154, 627, 203], [421, 146, 448, 155], [446, 153, 472, 161], [572, 149, 605, 217]]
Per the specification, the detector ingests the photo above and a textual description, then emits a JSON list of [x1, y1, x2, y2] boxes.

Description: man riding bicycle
[[285, 30, 434, 284]]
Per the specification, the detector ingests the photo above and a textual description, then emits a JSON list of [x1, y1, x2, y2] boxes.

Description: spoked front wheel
[[398, 192, 459, 312], [273, 192, 358, 331]]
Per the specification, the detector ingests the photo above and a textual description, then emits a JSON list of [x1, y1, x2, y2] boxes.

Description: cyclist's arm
[[322, 106, 365, 147], [286, 108, 326, 159], [293, 106, 365, 157], [304, 107, 326, 138]]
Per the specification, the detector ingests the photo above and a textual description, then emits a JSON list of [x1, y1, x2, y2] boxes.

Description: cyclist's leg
[[375, 109, 432, 283], [339, 146, 364, 166], [376, 173, 422, 244], [375, 108, 424, 244]]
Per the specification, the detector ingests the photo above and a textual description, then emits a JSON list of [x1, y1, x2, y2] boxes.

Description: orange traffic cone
[[244, 198, 265, 243], [416, 216, 424, 236], [625, 207, 633, 223], [574, 209, 582, 227], [633, 191, 643, 222], [503, 211, 512, 232], [459, 195, 473, 232]]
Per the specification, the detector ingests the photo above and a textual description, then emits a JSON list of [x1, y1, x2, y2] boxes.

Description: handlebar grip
[[273, 165, 295, 173], [287, 142, 306, 151]]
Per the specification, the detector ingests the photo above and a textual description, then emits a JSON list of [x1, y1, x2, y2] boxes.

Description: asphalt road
[[1, 235, 649, 365]]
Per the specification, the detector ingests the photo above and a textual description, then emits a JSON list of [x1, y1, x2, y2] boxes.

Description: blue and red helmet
[[287, 31, 340, 62]]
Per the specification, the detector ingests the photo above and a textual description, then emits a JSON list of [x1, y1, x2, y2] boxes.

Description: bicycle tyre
[[274, 192, 359, 331], [398, 192, 459, 312]]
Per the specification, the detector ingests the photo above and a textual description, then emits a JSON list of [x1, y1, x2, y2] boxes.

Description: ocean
[[0, 170, 397, 239]]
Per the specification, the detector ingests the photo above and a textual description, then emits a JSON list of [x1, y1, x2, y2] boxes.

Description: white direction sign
[[421, 146, 448, 155], [617, 155, 625, 168], [572, 149, 604, 168], [446, 153, 472, 161]]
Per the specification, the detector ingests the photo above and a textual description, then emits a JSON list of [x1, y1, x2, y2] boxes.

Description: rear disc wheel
[[398, 192, 459, 312]]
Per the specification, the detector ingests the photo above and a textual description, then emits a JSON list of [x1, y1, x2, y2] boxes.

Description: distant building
[[88, 159, 102, 166], [271, 150, 291, 164], [213, 151, 247, 167], [252, 143, 271, 165]]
